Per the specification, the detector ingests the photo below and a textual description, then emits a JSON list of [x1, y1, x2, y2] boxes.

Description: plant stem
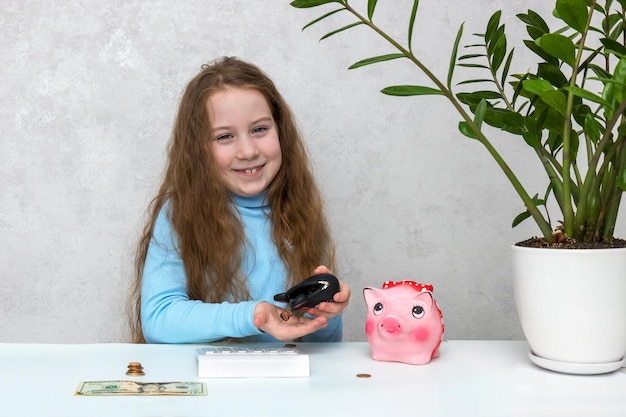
[[563, 2, 596, 239], [602, 135, 626, 238], [340, 2, 554, 240]]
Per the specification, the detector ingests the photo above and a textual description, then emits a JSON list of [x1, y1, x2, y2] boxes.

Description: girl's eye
[[251, 126, 268, 135], [216, 134, 233, 142]]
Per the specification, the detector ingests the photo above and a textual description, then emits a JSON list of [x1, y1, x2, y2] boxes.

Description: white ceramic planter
[[512, 245, 626, 371]]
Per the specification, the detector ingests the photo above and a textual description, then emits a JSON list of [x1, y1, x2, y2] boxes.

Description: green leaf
[[408, 0, 419, 52], [522, 79, 554, 96], [458, 53, 486, 60], [541, 90, 568, 116], [543, 108, 567, 136], [536, 33, 576, 67], [500, 49, 514, 87], [618, 165, 626, 191], [457, 64, 490, 69], [474, 99, 487, 129], [458, 121, 479, 139], [512, 211, 531, 228], [609, 20, 625, 44], [349, 53, 405, 69], [555, 0, 589, 33], [320, 22, 364, 41], [603, 81, 616, 119], [584, 113, 602, 144], [486, 26, 505, 57], [601, 38, 626, 58], [302, 8, 345, 31], [456, 91, 502, 103], [456, 78, 494, 85], [513, 194, 546, 228], [500, 111, 526, 131], [448, 24, 464, 89], [612, 57, 626, 103], [563, 86, 611, 106], [605, 13, 622, 34], [522, 79, 567, 115], [381, 85, 444, 96], [525, 26, 545, 41], [618, 121, 626, 138], [367, 0, 377, 20], [291, 0, 339, 8], [485, 11, 502, 45], [537, 63, 568, 88], [569, 129, 580, 160], [572, 103, 591, 127], [491, 33, 507, 71], [523, 40, 559, 65], [522, 131, 541, 148], [599, 59, 626, 119], [590, 64, 611, 80], [517, 10, 550, 39]]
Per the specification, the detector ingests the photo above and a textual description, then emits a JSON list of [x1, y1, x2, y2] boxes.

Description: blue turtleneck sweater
[[140, 192, 342, 343]]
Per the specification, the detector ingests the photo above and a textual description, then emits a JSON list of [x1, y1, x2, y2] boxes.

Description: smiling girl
[[129, 57, 350, 343]]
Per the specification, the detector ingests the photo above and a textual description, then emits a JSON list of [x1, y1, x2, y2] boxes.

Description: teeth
[[244, 167, 260, 174]]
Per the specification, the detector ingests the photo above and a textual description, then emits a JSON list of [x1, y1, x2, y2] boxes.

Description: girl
[[129, 57, 350, 343]]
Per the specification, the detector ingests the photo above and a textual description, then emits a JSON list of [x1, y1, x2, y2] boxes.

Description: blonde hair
[[128, 57, 335, 343]]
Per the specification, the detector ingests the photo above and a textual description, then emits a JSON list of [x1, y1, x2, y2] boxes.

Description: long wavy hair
[[128, 57, 336, 343]]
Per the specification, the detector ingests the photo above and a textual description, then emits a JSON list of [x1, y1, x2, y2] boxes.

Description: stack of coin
[[126, 362, 145, 376]]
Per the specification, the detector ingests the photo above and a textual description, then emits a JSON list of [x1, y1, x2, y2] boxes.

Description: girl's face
[[207, 87, 282, 197]]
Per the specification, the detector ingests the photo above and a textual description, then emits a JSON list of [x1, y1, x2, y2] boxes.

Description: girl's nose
[[235, 136, 260, 160]]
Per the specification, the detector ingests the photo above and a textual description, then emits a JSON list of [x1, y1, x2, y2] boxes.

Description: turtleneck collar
[[231, 190, 269, 209]]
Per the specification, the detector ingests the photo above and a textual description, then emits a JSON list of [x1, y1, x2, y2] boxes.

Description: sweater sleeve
[[140, 205, 263, 344]]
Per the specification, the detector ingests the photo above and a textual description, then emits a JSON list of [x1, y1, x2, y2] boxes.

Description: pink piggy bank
[[363, 280, 444, 365]]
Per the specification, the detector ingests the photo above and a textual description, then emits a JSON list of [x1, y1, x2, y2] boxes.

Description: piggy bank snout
[[379, 316, 402, 335]]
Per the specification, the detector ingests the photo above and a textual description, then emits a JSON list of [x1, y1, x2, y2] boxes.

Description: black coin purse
[[273, 273, 340, 310]]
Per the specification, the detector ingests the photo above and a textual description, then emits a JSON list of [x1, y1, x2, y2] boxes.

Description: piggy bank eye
[[412, 305, 425, 319], [373, 302, 384, 316]]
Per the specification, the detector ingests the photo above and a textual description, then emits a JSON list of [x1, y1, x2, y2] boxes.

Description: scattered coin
[[126, 362, 145, 376], [356, 373, 371, 378]]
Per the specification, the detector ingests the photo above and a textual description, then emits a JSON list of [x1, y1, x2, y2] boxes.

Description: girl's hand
[[301, 265, 351, 319], [253, 302, 327, 341], [254, 266, 350, 340]]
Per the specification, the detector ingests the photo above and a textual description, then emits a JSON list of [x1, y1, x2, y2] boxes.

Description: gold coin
[[126, 362, 145, 376], [126, 370, 145, 376]]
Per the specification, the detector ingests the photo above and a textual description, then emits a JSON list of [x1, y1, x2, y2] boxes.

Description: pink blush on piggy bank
[[363, 281, 444, 365]]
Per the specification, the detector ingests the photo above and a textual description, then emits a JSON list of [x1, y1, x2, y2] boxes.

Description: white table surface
[[1, 341, 625, 417]]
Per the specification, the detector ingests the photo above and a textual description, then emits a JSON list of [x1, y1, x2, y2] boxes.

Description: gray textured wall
[[2, 0, 622, 343]]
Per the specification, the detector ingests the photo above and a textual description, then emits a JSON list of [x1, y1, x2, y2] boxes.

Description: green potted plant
[[290, 0, 626, 373]]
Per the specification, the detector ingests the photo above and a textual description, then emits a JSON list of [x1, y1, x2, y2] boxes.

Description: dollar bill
[[75, 380, 207, 396]]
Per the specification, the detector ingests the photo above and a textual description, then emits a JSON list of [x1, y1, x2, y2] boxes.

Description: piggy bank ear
[[363, 287, 382, 308], [415, 291, 434, 307]]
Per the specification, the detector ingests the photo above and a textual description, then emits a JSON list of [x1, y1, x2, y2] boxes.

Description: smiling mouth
[[237, 165, 263, 175]]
